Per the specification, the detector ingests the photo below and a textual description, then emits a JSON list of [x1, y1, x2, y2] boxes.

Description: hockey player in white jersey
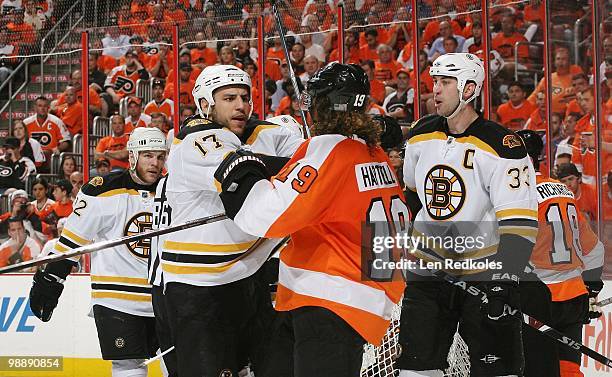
[[397, 53, 539, 377], [29, 127, 167, 377], [160, 65, 303, 377]]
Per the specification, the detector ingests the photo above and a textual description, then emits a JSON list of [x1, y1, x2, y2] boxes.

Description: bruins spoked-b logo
[[424, 165, 466, 220], [124, 212, 153, 258]]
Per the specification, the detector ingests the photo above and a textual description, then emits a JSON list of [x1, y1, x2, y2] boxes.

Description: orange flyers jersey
[[496, 100, 537, 130], [530, 175, 604, 301], [144, 99, 174, 119], [104, 65, 141, 97], [163, 80, 195, 105], [23, 114, 71, 151], [231, 135, 406, 345]]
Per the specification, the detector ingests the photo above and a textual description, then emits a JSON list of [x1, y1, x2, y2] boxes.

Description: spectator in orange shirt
[[39, 179, 73, 223], [55, 86, 83, 135], [557, 163, 598, 222], [145, 40, 172, 80], [94, 114, 129, 170], [164, 63, 195, 105], [496, 82, 537, 130], [572, 130, 597, 186], [166, 48, 200, 85], [359, 29, 381, 63], [0, 218, 41, 271], [164, 0, 187, 22], [374, 44, 402, 86], [104, 49, 150, 106], [565, 73, 589, 118], [146, 4, 173, 38], [55, 69, 104, 117], [145, 79, 174, 120], [360, 60, 386, 105], [24, 96, 72, 155], [329, 30, 361, 65], [191, 32, 218, 69], [131, 0, 152, 19], [528, 47, 584, 114], [572, 87, 596, 150], [30, 177, 54, 218], [125, 96, 152, 132], [7, 8, 35, 47], [491, 14, 528, 61], [524, 90, 546, 131]]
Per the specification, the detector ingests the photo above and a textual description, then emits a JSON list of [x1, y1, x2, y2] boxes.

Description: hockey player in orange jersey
[[215, 62, 407, 377], [517, 129, 605, 377]]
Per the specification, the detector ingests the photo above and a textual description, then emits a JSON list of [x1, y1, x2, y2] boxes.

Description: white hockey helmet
[[266, 115, 303, 138], [429, 53, 485, 119], [192, 65, 252, 118], [127, 127, 167, 170]]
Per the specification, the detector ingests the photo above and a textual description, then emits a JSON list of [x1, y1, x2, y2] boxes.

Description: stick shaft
[[0, 213, 228, 274], [430, 268, 612, 367], [270, 1, 310, 137]]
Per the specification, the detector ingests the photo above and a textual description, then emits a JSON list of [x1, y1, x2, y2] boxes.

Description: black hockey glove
[[29, 259, 75, 322], [582, 268, 604, 323], [374, 115, 403, 150], [480, 272, 521, 321], [214, 149, 268, 219]]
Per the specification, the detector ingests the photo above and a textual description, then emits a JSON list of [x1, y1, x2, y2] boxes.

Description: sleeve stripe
[[53, 243, 68, 253], [163, 240, 257, 253], [91, 275, 150, 285], [58, 236, 81, 250], [496, 208, 538, 220], [498, 227, 539, 238], [62, 228, 91, 246]]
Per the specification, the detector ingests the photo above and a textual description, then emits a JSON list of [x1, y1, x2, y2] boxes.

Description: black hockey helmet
[[515, 129, 544, 162], [302, 62, 370, 112]]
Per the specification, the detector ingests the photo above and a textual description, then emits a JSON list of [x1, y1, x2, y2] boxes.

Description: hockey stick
[[142, 346, 175, 367], [270, 0, 311, 137], [0, 213, 228, 274], [595, 296, 612, 307], [421, 265, 612, 367]]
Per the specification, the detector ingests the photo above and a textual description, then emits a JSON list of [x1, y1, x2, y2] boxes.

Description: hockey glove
[[214, 149, 268, 219], [480, 272, 520, 321], [374, 115, 403, 150], [582, 268, 604, 323], [29, 259, 75, 322]]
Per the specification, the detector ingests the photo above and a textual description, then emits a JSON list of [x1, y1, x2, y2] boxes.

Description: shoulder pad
[[176, 115, 224, 141], [241, 118, 279, 143], [407, 114, 444, 139], [80, 171, 130, 197], [469, 119, 528, 159]]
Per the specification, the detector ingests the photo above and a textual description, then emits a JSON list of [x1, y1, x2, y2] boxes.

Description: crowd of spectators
[[0, 0, 611, 270]]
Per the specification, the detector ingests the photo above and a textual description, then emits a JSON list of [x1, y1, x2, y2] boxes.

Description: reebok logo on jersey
[[355, 162, 397, 192], [480, 354, 500, 364]]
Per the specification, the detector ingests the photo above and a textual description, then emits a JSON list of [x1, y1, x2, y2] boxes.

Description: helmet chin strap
[[444, 87, 476, 120]]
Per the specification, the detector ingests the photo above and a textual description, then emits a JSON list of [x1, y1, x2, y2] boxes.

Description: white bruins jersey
[[403, 115, 539, 276], [161, 116, 303, 287], [53, 171, 158, 317]]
